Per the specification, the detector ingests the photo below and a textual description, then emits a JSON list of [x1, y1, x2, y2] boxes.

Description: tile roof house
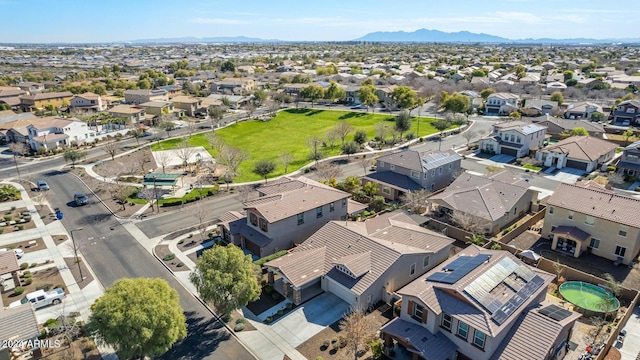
[[171, 95, 202, 117], [617, 140, 640, 177], [363, 149, 462, 200], [381, 245, 581, 360], [531, 114, 604, 139], [0, 304, 41, 358], [211, 78, 256, 95], [123, 89, 168, 105], [535, 136, 617, 174], [18, 91, 73, 112], [108, 104, 146, 125], [27, 116, 90, 151], [69, 92, 106, 113], [564, 102, 602, 120], [479, 121, 546, 158], [220, 176, 353, 258], [485, 93, 519, 116], [428, 171, 538, 235], [542, 181, 640, 263], [611, 99, 640, 126], [264, 210, 454, 307]]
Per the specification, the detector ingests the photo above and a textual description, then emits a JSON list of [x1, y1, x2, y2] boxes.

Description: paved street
[[41, 171, 255, 360]]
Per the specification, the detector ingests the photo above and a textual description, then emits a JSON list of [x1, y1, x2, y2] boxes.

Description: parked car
[[351, 105, 369, 110], [0, 248, 24, 259], [74, 192, 88, 206], [8, 288, 65, 310], [37, 180, 49, 191]]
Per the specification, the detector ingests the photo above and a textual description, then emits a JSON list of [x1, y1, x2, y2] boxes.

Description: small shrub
[[331, 337, 338, 344], [0, 227, 3, 234], [607, 165, 616, 173], [277, 309, 283, 316], [16, 224, 24, 230], [23, 278, 33, 285], [178, 239, 185, 244], [271, 292, 280, 301], [163, 253, 176, 261], [45, 318, 57, 328], [4, 215, 12, 221], [20, 263, 29, 270], [286, 302, 293, 309], [316, 357, 324, 360], [36, 283, 53, 291], [23, 216, 31, 222], [188, 233, 193, 238], [10, 206, 16, 211], [264, 316, 272, 324], [14, 286, 25, 295], [176, 262, 184, 268], [235, 317, 246, 324], [30, 263, 37, 268], [22, 271, 32, 278], [234, 323, 245, 332], [264, 285, 274, 294]]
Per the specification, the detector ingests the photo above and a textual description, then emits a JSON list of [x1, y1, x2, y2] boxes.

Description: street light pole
[[70, 228, 84, 282], [153, 175, 159, 212], [13, 153, 21, 180]]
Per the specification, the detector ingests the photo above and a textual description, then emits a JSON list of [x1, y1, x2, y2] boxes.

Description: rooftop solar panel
[[539, 304, 573, 321], [427, 254, 491, 284], [491, 275, 545, 325]]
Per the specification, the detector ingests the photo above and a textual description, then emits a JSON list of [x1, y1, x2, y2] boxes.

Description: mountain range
[[129, 29, 640, 44]]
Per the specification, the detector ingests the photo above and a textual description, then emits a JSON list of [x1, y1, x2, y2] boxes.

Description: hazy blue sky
[[0, 0, 637, 43]]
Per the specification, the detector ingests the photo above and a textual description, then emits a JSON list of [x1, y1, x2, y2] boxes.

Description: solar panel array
[[539, 304, 573, 321], [491, 275, 545, 325], [464, 258, 520, 314], [427, 254, 491, 284]]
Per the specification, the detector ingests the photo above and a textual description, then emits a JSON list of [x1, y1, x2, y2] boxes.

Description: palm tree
[[465, 234, 486, 246]]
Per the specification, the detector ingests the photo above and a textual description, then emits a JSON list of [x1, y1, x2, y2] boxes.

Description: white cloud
[[189, 17, 247, 25]]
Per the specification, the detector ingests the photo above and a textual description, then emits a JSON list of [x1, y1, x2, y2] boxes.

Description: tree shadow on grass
[[284, 108, 311, 114], [306, 110, 324, 116], [158, 311, 238, 360], [338, 112, 367, 120]]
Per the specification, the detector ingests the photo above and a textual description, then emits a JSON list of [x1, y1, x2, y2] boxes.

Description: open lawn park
[[151, 108, 443, 182]]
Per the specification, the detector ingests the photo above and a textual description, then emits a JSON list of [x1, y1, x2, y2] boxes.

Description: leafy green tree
[[442, 92, 470, 113], [208, 106, 225, 128], [615, 93, 636, 106], [324, 81, 346, 104], [252, 159, 277, 183], [480, 88, 495, 99], [471, 69, 487, 77], [253, 88, 268, 105], [221, 60, 235, 72], [570, 127, 589, 136], [395, 110, 412, 139], [566, 79, 578, 87], [465, 234, 486, 246], [509, 111, 521, 119], [189, 245, 261, 317], [87, 278, 187, 360], [391, 86, 418, 112], [363, 181, 377, 198], [0, 185, 21, 202], [432, 119, 451, 151], [357, 84, 378, 110], [136, 78, 152, 89], [341, 141, 359, 160], [300, 84, 324, 107], [353, 130, 367, 145], [550, 91, 564, 105], [563, 70, 574, 81], [63, 148, 86, 167], [623, 128, 635, 145], [291, 74, 311, 84]]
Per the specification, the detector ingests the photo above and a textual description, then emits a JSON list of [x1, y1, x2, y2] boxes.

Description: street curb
[[150, 244, 261, 360], [68, 169, 127, 220]]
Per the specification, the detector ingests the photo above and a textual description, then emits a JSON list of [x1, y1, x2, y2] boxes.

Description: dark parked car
[[74, 193, 88, 206]]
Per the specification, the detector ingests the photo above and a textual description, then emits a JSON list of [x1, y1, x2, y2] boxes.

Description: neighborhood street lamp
[[153, 175, 159, 212], [70, 228, 85, 282]]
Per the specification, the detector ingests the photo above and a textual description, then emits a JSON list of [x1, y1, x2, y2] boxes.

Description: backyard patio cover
[[143, 173, 181, 187]]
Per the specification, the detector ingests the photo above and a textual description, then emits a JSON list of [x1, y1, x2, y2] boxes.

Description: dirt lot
[[155, 245, 190, 272], [0, 206, 36, 232], [296, 304, 393, 360], [5, 237, 45, 254], [1, 267, 65, 305], [63, 257, 94, 290], [41, 335, 101, 360]]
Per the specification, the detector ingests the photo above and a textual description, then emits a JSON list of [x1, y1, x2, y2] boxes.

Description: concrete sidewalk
[[0, 181, 118, 360]]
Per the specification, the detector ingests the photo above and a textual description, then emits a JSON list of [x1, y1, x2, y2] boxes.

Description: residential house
[[18, 91, 73, 112], [220, 176, 352, 258], [123, 89, 168, 105], [108, 104, 146, 125], [211, 78, 255, 95], [479, 121, 546, 158], [546, 82, 568, 90], [206, 94, 248, 109], [264, 210, 453, 307], [0, 304, 42, 359], [171, 95, 202, 117], [27, 117, 90, 151], [0, 115, 39, 144], [536, 136, 617, 173], [577, 78, 604, 89], [484, 93, 519, 116], [157, 84, 183, 98], [376, 86, 397, 108], [139, 101, 175, 117], [531, 114, 604, 139], [69, 92, 106, 113], [520, 99, 557, 116], [344, 85, 360, 104], [542, 181, 640, 264], [0, 86, 26, 109], [16, 81, 44, 94], [429, 171, 537, 235], [282, 83, 307, 96], [611, 99, 640, 126], [617, 140, 640, 177], [363, 149, 462, 200], [382, 245, 581, 360], [564, 102, 602, 120]]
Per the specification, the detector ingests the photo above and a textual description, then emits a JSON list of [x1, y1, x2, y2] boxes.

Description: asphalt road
[[42, 171, 255, 360]]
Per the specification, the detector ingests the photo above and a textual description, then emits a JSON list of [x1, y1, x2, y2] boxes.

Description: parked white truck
[[8, 288, 65, 310]]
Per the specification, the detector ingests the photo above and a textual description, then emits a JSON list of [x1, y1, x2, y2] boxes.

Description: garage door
[[500, 147, 518, 156], [566, 159, 588, 170], [243, 237, 261, 257], [325, 278, 356, 305]]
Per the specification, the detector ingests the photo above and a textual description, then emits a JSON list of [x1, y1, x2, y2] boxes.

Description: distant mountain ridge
[[354, 28, 640, 44]]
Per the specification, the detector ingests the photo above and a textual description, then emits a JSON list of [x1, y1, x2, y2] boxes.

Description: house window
[[568, 212, 573, 220], [585, 216, 595, 226], [411, 170, 420, 179], [473, 330, 486, 349], [619, 226, 628, 237], [549, 206, 554, 214], [431, 170, 435, 176], [413, 304, 425, 322], [297, 213, 304, 225], [615, 246, 626, 258], [423, 256, 430, 268], [589, 238, 600, 250], [382, 187, 391, 195], [379, 161, 385, 168], [457, 321, 469, 340], [448, 163, 452, 170], [259, 218, 268, 232], [439, 167, 442, 174], [342, 198, 347, 207], [330, 202, 335, 212], [410, 263, 416, 276], [626, 108, 636, 113], [431, 183, 435, 191], [249, 213, 258, 226], [316, 207, 323, 218], [441, 313, 452, 331], [390, 165, 395, 171], [516, 136, 521, 144]]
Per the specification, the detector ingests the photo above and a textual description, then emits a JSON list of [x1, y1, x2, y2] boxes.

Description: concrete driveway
[[618, 305, 640, 360], [271, 292, 350, 347], [544, 167, 585, 184], [489, 154, 516, 164]]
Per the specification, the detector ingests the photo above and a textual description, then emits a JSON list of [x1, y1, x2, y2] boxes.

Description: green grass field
[[152, 108, 443, 182]]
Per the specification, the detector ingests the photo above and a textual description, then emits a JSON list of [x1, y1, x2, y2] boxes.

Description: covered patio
[[380, 318, 458, 360], [551, 225, 591, 258]]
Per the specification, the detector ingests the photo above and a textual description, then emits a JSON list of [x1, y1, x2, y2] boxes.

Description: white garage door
[[325, 278, 356, 305]]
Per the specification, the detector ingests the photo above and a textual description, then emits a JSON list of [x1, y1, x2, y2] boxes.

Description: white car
[[0, 248, 24, 259], [9, 288, 65, 310]]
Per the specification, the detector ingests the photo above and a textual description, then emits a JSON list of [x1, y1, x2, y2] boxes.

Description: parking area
[[544, 167, 585, 183], [489, 154, 516, 164], [618, 305, 640, 360]]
